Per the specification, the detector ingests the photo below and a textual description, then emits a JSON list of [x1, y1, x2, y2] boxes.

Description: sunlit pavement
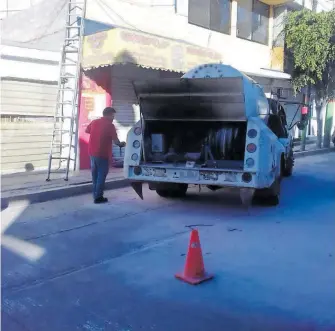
[[1, 153, 335, 331]]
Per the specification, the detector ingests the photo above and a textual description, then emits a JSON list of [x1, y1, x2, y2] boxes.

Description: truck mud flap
[[131, 182, 143, 200], [240, 188, 255, 209]]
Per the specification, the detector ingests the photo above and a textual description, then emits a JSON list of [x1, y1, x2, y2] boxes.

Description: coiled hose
[[207, 127, 242, 160]]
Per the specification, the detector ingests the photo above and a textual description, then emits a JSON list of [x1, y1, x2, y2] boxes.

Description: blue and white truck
[[124, 64, 306, 207]]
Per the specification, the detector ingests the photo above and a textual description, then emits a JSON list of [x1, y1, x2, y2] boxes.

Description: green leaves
[[284, 9, 335, 98]]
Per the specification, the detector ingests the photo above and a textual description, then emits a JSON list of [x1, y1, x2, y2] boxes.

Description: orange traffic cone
[[175, 229, 213, 285]]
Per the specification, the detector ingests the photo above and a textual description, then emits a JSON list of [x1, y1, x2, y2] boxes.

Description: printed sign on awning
[[82, 27, 222, 73]]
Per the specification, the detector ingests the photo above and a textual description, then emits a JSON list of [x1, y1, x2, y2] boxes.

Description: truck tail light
[[131, 153, 139, 161], [134, 127, 142, 135], [134, 166, 142, 175], [133, 140, 140, 148], [246, 143, 257, 153], [246, 158, 255, 167], [247, 129, 257, 138], [242, 172, 252, 183]]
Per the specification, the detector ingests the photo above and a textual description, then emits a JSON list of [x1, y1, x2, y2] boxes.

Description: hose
[[207, 126, 241, 160]]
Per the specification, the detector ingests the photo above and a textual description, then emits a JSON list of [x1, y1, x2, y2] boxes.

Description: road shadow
[[174, 170, 335, 215]]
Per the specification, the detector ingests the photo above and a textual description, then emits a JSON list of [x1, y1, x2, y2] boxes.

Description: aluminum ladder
[[46, 0, 87, 181]]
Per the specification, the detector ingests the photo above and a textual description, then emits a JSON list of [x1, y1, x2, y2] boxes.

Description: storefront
[[79, 27, 223, 169]]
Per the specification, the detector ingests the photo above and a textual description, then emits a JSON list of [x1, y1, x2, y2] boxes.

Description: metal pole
[[300, 85, 311, 151], [323, 100, 334, 148]]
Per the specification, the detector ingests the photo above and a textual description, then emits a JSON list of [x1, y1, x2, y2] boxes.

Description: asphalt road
[[2, 153, 335, 331]]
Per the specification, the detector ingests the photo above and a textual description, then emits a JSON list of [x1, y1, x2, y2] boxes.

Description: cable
[[22, 28, 65, 44], [96, 0, 145, 32], [118, 0, 174, 7], [20, 0, 68, 44]]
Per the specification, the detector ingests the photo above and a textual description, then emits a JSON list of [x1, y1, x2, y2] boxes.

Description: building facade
[[85, 0, 292, 79], [1, 0, 332, 173]]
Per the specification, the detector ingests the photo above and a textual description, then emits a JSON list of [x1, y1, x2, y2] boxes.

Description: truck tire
[[266, 178, 280, 205], [283, 152, 294, 177], [254, 175, 281, 206], [156, 184, 188, 198]]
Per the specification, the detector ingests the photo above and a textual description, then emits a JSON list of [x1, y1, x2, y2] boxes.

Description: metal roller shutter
[[110, 65, 182, 162], [1, 79, 58, 174], [110, 75, 140, 142]]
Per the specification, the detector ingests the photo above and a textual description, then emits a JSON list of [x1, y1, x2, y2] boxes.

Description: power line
[[118, 0, 174, 7], [22, 28, 65, 43], [2, 0, 68, 44], [95, 0, 144, 32], [22, 0, 68, 43]]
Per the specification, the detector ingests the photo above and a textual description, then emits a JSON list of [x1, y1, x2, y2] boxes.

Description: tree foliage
[[284, 9, 335, 100]]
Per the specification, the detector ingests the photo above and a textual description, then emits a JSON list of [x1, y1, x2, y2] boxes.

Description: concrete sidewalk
[[293, 138, 334, 158], [1, 167, 128, 209]]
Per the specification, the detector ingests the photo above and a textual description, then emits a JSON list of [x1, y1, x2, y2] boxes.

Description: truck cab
[[124, 64, 299, 207]]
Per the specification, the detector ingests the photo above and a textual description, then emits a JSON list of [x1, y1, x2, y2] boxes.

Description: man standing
[[85, 107, 125, 204]]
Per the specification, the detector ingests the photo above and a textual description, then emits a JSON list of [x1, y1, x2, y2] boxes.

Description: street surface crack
[[23, 202, 178, 242], [2, 230, 189, 295]]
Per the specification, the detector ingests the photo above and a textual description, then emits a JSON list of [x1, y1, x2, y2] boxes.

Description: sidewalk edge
[[1, 178, 130, 210], [294, 147, 334, 159]]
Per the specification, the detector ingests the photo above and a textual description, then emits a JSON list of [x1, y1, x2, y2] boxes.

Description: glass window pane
[[210, 0, 231, 35], [237, 0, 253, 40], [252, 0, 269, 44], [188, 0, 211, 29], [237, 0, 269, 45]]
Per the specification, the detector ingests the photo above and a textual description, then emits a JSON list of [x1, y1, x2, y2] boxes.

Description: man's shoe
[[94, 196, 108, 204]]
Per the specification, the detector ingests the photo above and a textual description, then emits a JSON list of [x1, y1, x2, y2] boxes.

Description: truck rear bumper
[[125, 165, 261, 189]]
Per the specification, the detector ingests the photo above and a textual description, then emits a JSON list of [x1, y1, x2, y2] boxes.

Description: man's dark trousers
[[90, 156, 109, 199]]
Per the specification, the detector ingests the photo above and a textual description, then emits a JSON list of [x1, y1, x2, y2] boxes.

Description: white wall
[[0, 0, 44, 19], [316, 0, 333, 12], [288, 0, 333, 12], [0, 45, 60, 81], [86, 0, 273, 75]]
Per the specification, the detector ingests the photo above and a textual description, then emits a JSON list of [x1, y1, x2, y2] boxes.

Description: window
[[237, 0, 269, 45], [188, 0, 231, 35]]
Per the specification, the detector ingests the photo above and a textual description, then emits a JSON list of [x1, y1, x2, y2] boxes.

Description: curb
[[293, 147, 334, 158], [1, 178, 130, 210]]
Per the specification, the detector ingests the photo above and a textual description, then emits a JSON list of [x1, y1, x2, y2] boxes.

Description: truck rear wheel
[[254, 176, 281, 206], [283, 152, 294, 177], [156, 184, 188, 198], [264, 176, 281, 206]]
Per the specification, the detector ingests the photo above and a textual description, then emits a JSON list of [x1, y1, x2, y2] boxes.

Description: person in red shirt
[[85, 107, 125, 204]]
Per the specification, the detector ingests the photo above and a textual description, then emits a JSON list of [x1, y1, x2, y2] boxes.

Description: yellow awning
[[82, 27, 223, 73]]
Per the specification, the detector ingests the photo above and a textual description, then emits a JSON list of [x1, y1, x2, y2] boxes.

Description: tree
[[284, 9, 335, 148]]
